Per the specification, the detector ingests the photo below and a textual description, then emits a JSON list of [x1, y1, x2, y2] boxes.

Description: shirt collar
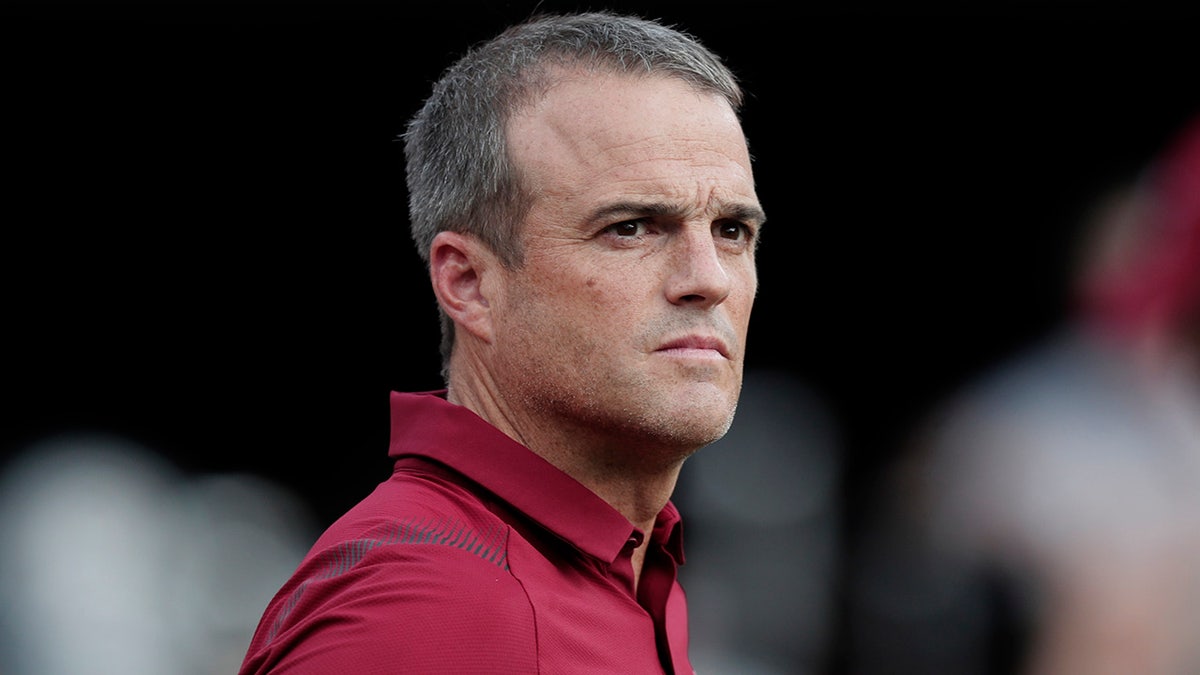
[[387, 390, 683, 564]]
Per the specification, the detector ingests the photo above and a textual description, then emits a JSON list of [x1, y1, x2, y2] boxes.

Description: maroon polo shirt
[[239, 390, 693, 674]]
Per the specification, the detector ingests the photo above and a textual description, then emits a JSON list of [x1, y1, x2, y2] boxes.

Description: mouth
[[655, 334, 731, 359]]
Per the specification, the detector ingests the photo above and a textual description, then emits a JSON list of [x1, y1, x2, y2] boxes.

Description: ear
[[429, 230, 497, 344]]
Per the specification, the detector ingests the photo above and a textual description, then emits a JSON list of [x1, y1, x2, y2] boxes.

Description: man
[[849, 111, 1200, 675], [239, 11, 764, 674]]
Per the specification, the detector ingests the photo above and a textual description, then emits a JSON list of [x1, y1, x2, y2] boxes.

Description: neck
[[446, 369, 686, 535]]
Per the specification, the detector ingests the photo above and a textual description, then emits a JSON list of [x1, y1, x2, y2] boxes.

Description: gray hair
[[402, 11, 746, 377]]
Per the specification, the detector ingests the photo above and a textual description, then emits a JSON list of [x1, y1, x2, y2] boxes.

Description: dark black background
[[4, 1, 1199, 670]]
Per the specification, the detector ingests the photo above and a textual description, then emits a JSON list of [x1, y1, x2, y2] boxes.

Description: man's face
[[491, 71, 763, 460]]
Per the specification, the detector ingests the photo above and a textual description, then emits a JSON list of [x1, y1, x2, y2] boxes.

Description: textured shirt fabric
[[238, 390, 693, 674]]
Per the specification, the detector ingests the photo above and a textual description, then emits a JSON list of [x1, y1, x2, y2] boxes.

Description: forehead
[[507, 71, 759, 220]]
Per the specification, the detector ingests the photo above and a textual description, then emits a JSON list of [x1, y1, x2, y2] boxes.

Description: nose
[[666, 225, 732, 308]]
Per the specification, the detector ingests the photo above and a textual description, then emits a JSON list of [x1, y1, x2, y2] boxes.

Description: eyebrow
[[588, 200, 767, 228]]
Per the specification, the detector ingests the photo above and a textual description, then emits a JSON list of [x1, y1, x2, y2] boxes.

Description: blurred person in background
[[849, 110, 1200, 675], [0, 433, 318, 675]]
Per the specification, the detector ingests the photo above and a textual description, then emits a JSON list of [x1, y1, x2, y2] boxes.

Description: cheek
[[515, 272, 619, 332], [743, 280, 759, 313], [734, 265, 758, 308], [747, 261, 758, 288], [580, 273, 638, 309]]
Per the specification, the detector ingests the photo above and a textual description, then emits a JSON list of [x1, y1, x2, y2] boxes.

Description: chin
[[661, 393, 739, 444]]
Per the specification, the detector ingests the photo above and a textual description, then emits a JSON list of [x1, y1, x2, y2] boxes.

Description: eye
[[714, 220, 752, 242], [605, 220, 648, 237]]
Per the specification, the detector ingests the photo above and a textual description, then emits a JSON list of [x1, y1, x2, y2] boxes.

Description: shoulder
[[314, 457, 511, 564], [240, 467, 536, 674], [241, 554, 537, 672]]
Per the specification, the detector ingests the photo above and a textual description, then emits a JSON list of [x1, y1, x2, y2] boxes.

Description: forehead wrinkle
[[594, 139, 761, 218]]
